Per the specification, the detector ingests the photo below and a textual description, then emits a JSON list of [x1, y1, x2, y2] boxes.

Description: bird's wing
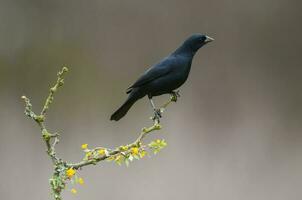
[[126, 56, 175, 93]]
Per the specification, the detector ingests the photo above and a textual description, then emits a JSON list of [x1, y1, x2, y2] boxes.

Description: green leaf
[[128, 155, 134, 162], [125, 159, 130, 167]]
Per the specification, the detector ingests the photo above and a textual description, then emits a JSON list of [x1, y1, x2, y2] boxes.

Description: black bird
[[110, 33, 214, 121]]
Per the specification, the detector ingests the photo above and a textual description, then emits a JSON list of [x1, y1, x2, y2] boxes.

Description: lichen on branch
[[22, 66, 176, 200]]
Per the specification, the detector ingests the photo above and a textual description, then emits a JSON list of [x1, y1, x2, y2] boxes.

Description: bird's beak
[[205, 36, 214, 43]]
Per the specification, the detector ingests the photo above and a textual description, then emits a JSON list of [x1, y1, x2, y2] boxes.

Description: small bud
[[86, 152, 92, 159], [140, 151, 147, 158], [62, 66, 69, 72], [71, 188, 77, 194], [81, 144, 88, 150], [120, 146, 128, 151], [78, 177, 84, 185], [154, 124, 162, 130]]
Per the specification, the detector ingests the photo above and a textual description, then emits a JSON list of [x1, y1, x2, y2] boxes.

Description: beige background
[[0, 0, 302, 200]]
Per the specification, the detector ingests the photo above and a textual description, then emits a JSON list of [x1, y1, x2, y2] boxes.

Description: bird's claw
[[170, 90, 180, 102], [152, 108, 162, 122]]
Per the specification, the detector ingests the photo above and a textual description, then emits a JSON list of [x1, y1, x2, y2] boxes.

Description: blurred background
[[1, 0, 302, 199]]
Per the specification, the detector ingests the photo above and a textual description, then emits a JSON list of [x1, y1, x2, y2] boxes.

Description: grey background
[[1, 0, 302, 200]]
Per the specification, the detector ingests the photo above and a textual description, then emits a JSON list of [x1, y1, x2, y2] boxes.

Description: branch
[[22, 66, 175, 200], [68, 121, 162, 169], [68, 94, 177, 170], [22, 67, 68, 165]]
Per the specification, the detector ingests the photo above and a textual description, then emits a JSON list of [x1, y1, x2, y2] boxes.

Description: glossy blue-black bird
[[110, 33, 214, 121]]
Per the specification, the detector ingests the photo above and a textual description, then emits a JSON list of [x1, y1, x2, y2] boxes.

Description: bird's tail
[[110, 91, 140, 121]]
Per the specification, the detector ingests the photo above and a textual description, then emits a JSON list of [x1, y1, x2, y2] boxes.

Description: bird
[[110, 33, 214, 121]]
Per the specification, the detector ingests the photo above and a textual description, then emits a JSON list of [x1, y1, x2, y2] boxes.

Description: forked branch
[[22, 66, 176, 200]]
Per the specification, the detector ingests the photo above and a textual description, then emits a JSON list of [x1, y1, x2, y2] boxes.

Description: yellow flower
[[81, 143, 88, 149], [131, 147, 139, 155], [98, 149, 106, 156], [156, 139, 161, 143], [71, 188, 77, 194], [78, 177, 84, 185], [66, 168, 76, 178]]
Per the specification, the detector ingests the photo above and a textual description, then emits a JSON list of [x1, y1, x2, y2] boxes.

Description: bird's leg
[[170, 90, 180, 102], [148, 97, 162, 122]]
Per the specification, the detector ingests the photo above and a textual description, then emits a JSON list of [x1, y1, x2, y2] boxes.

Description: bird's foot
[[152, 108, 162, 122], [170, 90, 180, 102]]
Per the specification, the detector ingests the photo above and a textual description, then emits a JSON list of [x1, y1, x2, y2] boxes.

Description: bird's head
[[182, 33, 214, 53]]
